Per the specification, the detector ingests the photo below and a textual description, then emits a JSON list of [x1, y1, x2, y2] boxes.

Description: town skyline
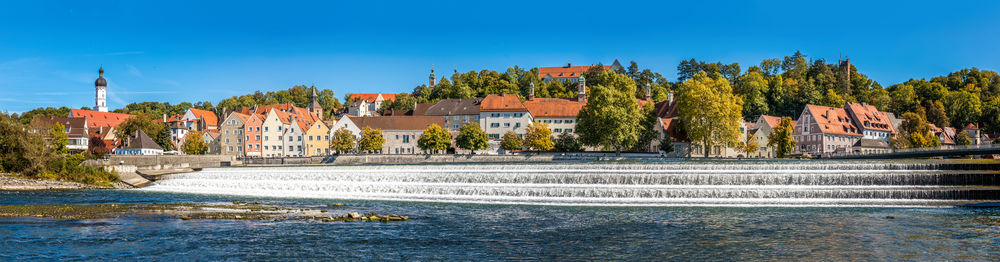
[[3, 1, 1000, 113]]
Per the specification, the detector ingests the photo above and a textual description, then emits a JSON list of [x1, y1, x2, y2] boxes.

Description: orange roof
[[845, 102, 893, 133], [481, 94, 527, 112], [349, 93, 397, 103], [965, 123, 979, 130], [69, 109, 134, 128], [805, 105, 862, 136], [538, 65, 611, 79], [760, 115, 783, 128], [188, 108, 218, 127], [239, 104, 317, 124], [523, 98, 584, 118]]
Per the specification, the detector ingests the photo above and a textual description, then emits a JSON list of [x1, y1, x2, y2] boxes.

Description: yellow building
[[304, 120, 331, 156]]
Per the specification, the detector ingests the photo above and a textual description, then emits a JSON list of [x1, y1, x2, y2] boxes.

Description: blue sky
[[1, 0, 999, 113]]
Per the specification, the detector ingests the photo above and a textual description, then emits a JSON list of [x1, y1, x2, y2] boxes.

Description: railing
[[827, 143, 1000, 158]]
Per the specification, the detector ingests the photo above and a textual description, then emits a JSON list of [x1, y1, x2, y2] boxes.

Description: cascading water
[[140, 161, 1000, 207]]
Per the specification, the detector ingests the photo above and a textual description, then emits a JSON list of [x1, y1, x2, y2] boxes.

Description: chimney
[[667, 91, 674, 105], [566, 62, 572, 68]]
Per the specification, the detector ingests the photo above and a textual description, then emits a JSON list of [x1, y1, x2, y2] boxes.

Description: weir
[[141, 161, 1000, 207]]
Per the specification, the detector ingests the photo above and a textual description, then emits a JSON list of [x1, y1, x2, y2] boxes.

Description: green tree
[[659, 137, 674, 154], [575, 71, 643, 155], [767, 117, 797, 158], [819, 88, 846, 108], [114, 114, 172, 150], [49, 122, 69, 155], [897, 112, 939, 148], [981, 96, 1000, 134], [330, 128, 356, 153], [677, 71, 744, 157], [455, 123, 489, 153], [736, 71, 770, 120], [499, 131, 522, 152], [955, 131, 972, 146], [554, 133, 583, 152], [181, 131, 208, 155], [889, 84, 919, 114], [523, 123, 554, 151], [924, 100, 950, 127], [418, 124, 451, 153], [358, 127, 385, 153], [944, 90, 982, 128]]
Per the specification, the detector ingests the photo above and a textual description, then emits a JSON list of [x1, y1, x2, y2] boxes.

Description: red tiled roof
[[805, 105, 862, 136], [845, 102, 893, 133], [349, 93, 397, 103], [188, 108, 219, 127], [69, 109, 134, 128], [481, 94, 527, 112], [538, 65, 611, 79], [660, 118, 687, 142], [760, 115, 783, 129], [523, 98, 584, 118], [965, 123, 979, 130]]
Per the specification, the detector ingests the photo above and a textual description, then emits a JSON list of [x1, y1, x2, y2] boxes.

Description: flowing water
[[2, 160, 1000, 260], [142, 161, 1000, 207]]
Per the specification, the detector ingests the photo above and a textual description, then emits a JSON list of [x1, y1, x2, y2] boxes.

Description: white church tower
[[95, 66, 108, 112]]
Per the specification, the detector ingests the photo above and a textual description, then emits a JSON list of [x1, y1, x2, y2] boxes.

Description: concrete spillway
[[140, 161, 1000, 207]]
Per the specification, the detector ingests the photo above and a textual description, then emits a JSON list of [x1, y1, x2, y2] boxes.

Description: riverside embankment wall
[[83, 155, 237, 170], [240, 153, 666, 165]]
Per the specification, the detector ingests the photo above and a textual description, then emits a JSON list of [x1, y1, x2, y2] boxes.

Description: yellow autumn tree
[[677, 71, 744, 157]]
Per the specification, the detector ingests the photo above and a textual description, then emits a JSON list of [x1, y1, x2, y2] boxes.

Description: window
[[288, 136, 293, 142], [264, 136, 269, 141], [264, 146, 269, 150], [298, 136, 302, 141], [278, 126, 282, 131], [228, 146, 233, 152], [504, 123, 510, 127], [555, 120, 563, 124], [504, 114, 510, 118], [565, 129, 572, 133], [247, 127, 252, 131], [515, 123, 520, 128], [403, 135, 410, 143], [256, 127, 260, 131], [309, 136, 313, 141], [491, 123, 500, 127], [474, 116, 480, 120], [325, 135, 329, 140], [225, 138, 230, 143], [491, 113, 500, 117], [264, 126, 269, 132], [255, 135, 260, 140], [554, 128, 562, 133], [565, 120, 573, 124]]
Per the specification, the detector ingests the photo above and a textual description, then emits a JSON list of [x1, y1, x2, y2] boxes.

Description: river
[[1, 160, 998, 260]]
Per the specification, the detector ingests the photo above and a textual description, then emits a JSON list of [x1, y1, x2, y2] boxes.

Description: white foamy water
[[139, 162, 1000, 207]]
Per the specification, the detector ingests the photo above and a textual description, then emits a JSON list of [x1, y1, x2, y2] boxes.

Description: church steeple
[[307, 86, 323, 120], [94, 66, 108, 112], [429, 65, 436, 88], [577, 75, 587, 103]]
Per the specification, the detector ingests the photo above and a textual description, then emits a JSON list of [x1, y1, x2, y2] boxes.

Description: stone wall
[[84, 155, 237, 170]]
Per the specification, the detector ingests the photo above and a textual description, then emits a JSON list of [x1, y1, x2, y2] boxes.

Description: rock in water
[[347, 212, 361, 218]]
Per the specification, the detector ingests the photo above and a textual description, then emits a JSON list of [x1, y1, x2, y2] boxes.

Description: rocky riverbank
[[0, 173, 110, 190], [0, 201, 409, 222]]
